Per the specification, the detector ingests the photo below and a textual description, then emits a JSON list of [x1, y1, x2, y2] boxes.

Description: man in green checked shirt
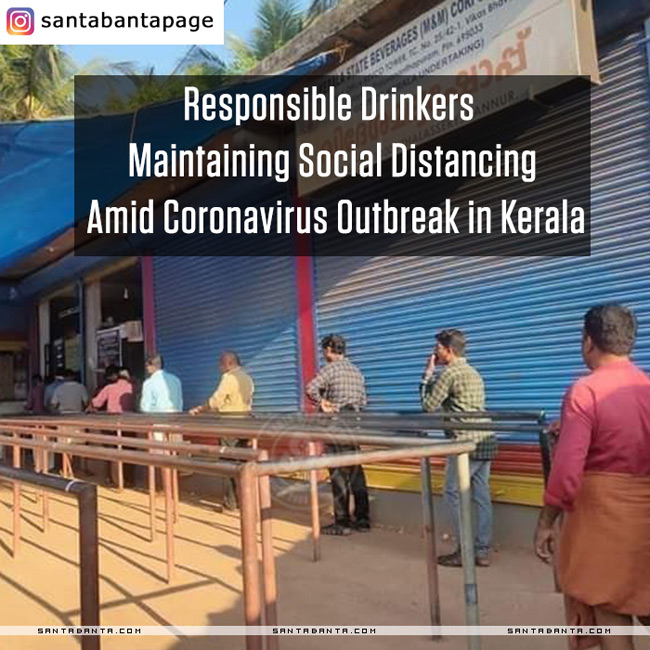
[[420, 329, 496, 568]]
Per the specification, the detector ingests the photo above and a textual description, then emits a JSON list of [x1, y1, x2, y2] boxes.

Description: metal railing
[[0, 411, 548, 650], [0, 466, 99, 650]]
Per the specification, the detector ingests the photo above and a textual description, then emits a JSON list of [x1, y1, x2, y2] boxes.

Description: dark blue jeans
[[444, 458, 493, 557]]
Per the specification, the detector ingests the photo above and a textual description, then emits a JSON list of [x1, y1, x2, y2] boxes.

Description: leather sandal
[[322, 523, 352, 536], [437, 551, 463, 567]]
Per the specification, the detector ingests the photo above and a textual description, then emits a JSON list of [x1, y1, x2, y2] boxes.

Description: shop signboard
[[64, 334, 81, 372], [96, 326, 122, 369], [297, 0, 599, 194], [52, 338, 65, 373]]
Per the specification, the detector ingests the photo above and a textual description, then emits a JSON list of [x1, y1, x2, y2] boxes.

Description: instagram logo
[[6, 7, 34, 35]]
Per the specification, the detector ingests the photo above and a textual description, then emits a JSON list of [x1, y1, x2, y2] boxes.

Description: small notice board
[[96, 327, 122, 369]]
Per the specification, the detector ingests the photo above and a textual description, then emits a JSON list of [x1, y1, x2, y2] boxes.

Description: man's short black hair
[[32, 374, 43, 383], [321, 334, 346, 355], [104, 365, 120, 379], [146, 354, 164, 370], [64, 368, 77, 380], [435, 329, 467, 356], [584, 304, 637, 355]]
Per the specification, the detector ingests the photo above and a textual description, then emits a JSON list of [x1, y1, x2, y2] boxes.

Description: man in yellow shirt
[[189, 351, 254, 509], [190, 351, 254, 415]]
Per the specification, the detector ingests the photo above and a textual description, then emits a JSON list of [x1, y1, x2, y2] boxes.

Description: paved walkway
[[0, 481, 647, 650]]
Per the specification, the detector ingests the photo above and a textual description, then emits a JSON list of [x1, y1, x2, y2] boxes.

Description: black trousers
[[223, 438, 249, 509], [326, 443, 370, 525]]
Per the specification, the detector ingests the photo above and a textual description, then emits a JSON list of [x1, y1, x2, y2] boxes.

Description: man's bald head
[[220, 351, 241, 372]]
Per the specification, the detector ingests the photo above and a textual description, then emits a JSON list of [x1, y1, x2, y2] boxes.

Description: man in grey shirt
[[45, 373, 65, 412], [50, 369, 88, 477], [51, 369, 89, 414]]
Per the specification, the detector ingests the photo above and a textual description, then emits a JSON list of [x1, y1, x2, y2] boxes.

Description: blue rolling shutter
[[314, 29, 650, 438], [154, 255, 299, 411]]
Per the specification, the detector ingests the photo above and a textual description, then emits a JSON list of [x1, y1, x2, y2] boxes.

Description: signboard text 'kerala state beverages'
[[297, 0, 599, 195]]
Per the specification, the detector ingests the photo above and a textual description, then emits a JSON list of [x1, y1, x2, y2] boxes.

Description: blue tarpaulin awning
[[0, 52, 332, 275]]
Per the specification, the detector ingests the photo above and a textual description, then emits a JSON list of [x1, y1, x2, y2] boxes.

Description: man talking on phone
[[420, 329, 495, 567]]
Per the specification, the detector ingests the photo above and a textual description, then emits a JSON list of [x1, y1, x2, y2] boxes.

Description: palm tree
[[171, 45, 229, 76], [95, 46, 232, 114], [229, 0, 303, 73], [0, 45, 75, 120], [0, 0, 334, 121], [305, 0, 341, 24], [100, 62, 165, 113]]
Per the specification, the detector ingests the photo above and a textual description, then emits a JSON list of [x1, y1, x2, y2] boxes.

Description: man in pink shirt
[[91, 365, 135, 414], [535, 304, 650, 649], [90, 365, 135, 485]]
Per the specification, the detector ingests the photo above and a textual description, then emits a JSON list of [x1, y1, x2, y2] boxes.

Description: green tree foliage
[[228, 0, 304, 72], [0, 0, 341, 120], [305, 0, 341, 25], [0, 45, 76, 120], [94, 47, 231, 114]]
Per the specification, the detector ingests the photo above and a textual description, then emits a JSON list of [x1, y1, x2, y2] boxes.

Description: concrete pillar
[[84, 281, 102, 394], [38, 299, 49, 377]]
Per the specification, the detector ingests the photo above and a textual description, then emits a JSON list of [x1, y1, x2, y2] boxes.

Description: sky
[[64, 0, 311, 74]]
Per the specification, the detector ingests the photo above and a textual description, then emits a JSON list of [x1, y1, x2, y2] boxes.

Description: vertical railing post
[[307, 441, 321, 562], [420, 457, 441, 638], [148, 430, 157, 542], [240, 464, 263, 650], [258, 452, 278, 650], [456, 452, 480, 650], [77, 483, 100, 650], [12, 433, 21, 556], [0, 466, 101, 649], [116, 429, 124, 492], [39, 428, 50, 532], [163, 466, 175, 583], [172, 466, 180, 524]]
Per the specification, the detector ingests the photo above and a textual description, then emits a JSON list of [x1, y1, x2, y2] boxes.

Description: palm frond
[[305, 0, 341, 24]]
